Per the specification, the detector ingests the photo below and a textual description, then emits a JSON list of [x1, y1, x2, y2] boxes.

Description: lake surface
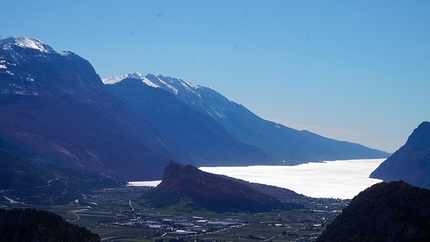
[[128, 158, 385, 199]]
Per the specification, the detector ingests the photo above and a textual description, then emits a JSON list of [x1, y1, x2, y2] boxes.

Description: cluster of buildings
[[111, 213, 245, 237]]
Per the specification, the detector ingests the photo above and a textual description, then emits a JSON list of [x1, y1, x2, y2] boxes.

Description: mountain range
[[370, 121, 430, 189], [0, 36, 389, 204]]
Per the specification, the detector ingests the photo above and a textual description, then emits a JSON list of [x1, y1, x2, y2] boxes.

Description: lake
[[128, 158, 385, 199]]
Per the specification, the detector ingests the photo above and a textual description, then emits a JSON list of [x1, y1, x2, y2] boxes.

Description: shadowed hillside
[[0, 149, 124, 205], [316, 181, 430, 242], [370, 121, 430, 189], [0, 208, 100, 242]]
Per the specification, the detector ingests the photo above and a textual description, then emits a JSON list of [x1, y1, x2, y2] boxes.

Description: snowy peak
[[0, 36, 55, 53], [103, 73, 228, 119], [102, 72, 159, 88]]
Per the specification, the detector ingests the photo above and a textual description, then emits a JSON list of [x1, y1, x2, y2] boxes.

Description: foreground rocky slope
[[140, 161, 303, 213], [316, 181, 430, 242], [0, 208, 100, 241], [370, 121, 430, 189]]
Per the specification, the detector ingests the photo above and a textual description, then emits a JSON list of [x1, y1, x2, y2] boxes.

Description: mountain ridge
[[104, 72, 390, 164], [370, 121, 430, 189], [104, 76, 271, 166]]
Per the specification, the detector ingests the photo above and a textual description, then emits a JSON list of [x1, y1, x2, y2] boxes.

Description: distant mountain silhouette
[[104, 73, 390, 165], [140, 161, 303, 213], [370, 121, 430, 189], [316, 181, 430, 242], [0, 208, 100, 241]]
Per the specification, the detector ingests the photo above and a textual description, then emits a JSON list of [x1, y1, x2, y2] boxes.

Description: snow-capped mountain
[[104, 72, 390, 164], [1, 36, 54, 53], [0, 36, 179, 181]]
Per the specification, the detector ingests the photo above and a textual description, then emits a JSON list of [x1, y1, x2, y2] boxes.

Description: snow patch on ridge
[[156, 75, 203, 98], [0, 60, 6, 69], [103, 73, 205, 97], [0, 36, 53, 53], [156, 76, 178, 94], [102, 75, 127, 84], [102, 72, 160, 88], [142, 76, 159, 88]]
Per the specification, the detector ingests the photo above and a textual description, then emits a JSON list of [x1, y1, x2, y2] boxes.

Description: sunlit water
[[128, 158, 385, 199]]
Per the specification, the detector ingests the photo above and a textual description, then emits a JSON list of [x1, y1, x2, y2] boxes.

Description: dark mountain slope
[[370, 121, 430, 189], [0, 148, 123, 205], [104, 77, 270, 166], [0, 94, 169, 180], [0, 36, 182, 180], [0, 208, 100, 242], [140, 161, 303, 213], [152, 75, 390, 163], [316, 181, 430, 242]]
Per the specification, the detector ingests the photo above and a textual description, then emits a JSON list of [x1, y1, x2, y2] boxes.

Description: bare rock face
[[370, 121, 430, 189], [316, 181, 430, 242]]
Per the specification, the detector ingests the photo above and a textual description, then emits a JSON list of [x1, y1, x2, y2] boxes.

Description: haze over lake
[[129, 158, 385, 199]]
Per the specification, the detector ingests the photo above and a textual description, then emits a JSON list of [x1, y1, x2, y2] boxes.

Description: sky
[[1, 1, 429, 153]]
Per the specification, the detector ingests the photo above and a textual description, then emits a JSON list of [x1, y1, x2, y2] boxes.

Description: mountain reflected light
[[201, 159, 384, 199]]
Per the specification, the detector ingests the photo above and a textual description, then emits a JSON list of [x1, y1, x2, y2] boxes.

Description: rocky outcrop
[[140, 161, 303, 213]]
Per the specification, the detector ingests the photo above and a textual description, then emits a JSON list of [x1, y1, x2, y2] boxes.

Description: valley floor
[[1, 186, 347, 242]]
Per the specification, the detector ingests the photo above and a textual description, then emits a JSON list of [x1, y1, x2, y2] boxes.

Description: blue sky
[[1, 1, 429, 152]]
